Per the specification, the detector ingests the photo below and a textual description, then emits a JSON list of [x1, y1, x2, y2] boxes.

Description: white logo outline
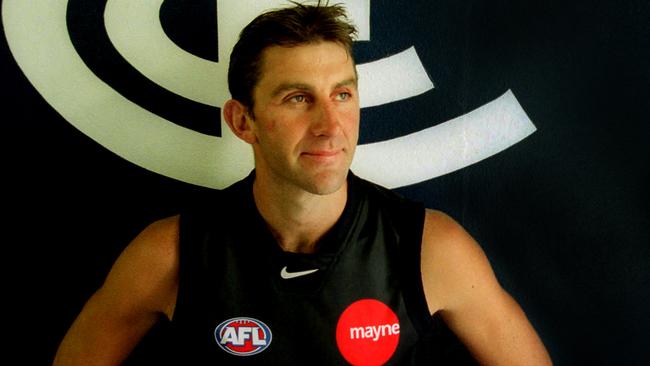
[[2, 0, 537, 190], [280, 266, 319, 280]]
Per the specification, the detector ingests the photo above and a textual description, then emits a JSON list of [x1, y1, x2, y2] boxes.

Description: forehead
[[255, 42, 357, 90]]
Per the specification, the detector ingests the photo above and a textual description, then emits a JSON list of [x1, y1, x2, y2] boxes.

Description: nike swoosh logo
[[280, 266, 319, 280]]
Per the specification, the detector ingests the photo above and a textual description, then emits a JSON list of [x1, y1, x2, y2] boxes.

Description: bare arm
[[53, 216, 180, 366], [421, 210, 552, 365]]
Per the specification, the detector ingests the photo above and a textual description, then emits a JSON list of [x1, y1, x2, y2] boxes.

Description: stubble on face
[[248, 42, 360, 197]]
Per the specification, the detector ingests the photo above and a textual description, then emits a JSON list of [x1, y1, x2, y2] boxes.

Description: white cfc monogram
[[3, 0, 536, 189]]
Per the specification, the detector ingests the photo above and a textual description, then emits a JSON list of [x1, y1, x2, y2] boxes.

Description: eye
[[288, 94, 307, 103], [336, 92, 352, 101]]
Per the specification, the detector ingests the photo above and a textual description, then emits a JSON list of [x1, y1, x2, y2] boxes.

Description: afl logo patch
[[214, 317, 272, 356]]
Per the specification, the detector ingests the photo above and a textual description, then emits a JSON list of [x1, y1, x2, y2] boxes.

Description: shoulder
[[123, 215, 180, 274], [421, 210, 478, 252], [420, 209, 500, 313], [420, 211, 553, 365], [133, 215, 180, 251], [104, 215, 180, 319], [52, 216, 181, 365]]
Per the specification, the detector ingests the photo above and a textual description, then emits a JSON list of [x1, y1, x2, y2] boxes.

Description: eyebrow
[[336, 77, 358, 89], [270, 77, 358, 98], [270, 83, 311, 98]]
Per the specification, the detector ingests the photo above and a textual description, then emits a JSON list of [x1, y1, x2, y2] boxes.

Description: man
[[54, 2, 552, 365]]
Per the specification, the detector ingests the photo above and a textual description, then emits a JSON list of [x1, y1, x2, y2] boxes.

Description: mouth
[[303, 150, 341, 157], [301, 149, 343, 162]]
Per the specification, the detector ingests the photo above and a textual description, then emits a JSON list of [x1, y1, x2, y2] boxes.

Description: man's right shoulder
[[120, 215, 181, 270], [138, 215, 181, 251], [116, 215, 181, 319], [117, 215, 181, 285]]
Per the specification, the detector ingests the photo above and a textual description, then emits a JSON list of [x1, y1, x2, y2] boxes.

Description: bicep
[[421, 210, 551, 365], [53, 285, 161, 366], [53, 216, 179, 366], [443, 285, 550, 366]]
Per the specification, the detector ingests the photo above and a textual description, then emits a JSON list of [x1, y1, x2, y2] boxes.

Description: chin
[[304, 170, 348, 196]]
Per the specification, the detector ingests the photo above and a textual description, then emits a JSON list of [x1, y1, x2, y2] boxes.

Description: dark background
[[2, 0, 648, 364]]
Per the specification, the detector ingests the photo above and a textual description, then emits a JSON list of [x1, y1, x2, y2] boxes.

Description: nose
[[311, 100, 341, 137]]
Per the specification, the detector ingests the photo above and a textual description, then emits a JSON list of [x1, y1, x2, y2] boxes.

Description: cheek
[[256, 116, 297, 152], [261, 118, 277, 132], [341, 109, 360, 137], [252, 114, 278, 141]]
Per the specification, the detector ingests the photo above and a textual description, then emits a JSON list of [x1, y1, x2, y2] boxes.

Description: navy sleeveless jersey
[[170, 172, 476, 365]]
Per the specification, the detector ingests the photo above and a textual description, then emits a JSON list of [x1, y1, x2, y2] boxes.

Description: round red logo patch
[[336, 299, 400, 366]]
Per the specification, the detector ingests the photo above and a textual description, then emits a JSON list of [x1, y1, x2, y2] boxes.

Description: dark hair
[[227, 1, 358, 113]]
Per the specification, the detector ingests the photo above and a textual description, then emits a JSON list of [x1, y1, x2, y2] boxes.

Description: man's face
[[248, 42, 360, 195]]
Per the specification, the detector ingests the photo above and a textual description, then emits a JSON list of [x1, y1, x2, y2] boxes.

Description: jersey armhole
[[396, 201, 434, 336], [397, 203, 478, 364], [172, 202, 213, 325]]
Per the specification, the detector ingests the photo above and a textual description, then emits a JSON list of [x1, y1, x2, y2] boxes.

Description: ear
[[223, 99, 257, 144]]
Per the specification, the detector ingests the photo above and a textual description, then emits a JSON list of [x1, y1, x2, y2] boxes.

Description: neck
[[252, 174, 348, 254]]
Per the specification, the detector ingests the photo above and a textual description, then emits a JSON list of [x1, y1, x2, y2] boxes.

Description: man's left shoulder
[[421, 209, 486, 266], [422, 210, 468, 240]]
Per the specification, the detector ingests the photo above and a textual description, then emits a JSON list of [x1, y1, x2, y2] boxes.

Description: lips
[[301, 149, 343, 163], [303, 150, 341, 157]]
